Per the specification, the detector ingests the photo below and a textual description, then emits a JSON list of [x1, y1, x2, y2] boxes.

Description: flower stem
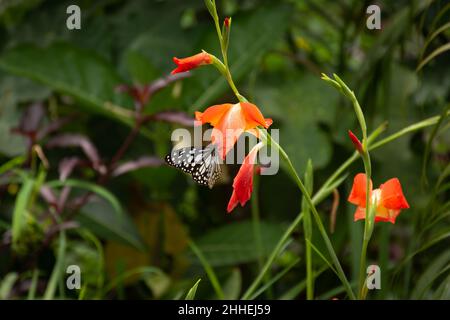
[[241, 212, 304, 299], [208, 0, 245, 103], [239, 114, 443, 300], [358, 151, 374, 299], [322, 73, 375, 299], [266, 132, 356, 300], [251, 175, 273, 297], [303, 160, 314, 299]]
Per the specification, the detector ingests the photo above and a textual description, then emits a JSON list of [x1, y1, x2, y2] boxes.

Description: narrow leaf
[[185, 279, 201, 300]]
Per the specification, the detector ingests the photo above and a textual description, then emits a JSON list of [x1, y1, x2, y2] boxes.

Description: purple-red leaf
[[147, 72, 190, 96], [116, 73, 189, 106], [37, 116, 74, 140], [58, 157, 82, 181], [20, 103, 45, 133], [146, 111, 195, 126], [112, 156, 163, 177], [47, 134, 105, 172], [40, 185, 58, 208], [57, 186, 71, 212]]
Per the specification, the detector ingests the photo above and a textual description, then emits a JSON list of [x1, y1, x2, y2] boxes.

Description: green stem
[[240, 114, 443, 300], [208, 0, 245, 102], [188, 239, 225, 299], [251, 175, 272, 297], [303, 160, 314, 300], [270, 135, 356, 300], [323, 74, 374, 300], [358, 151, 374, 299], [241, 213, 304, 300], [304, 217, 313, 299], [251, 175, 263, 269]]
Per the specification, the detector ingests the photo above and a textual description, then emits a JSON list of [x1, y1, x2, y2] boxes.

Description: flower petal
[[195, 104, 233, 126], [375, 209, 400, 224], [240, 102, 272, 130], [348, 173, 373, 207], [227, 142, 263, 213], [354, 206, 400, 224], [380, 178, 409, 210], [227, 191, 239, 212], [353, 206, 367, 221]]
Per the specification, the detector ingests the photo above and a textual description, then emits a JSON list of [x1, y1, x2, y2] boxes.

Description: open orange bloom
[[195, 102, 272, 159], [348, 173, 410, 224], [227, 142, 263, 212], [171, 52, 212, 74]]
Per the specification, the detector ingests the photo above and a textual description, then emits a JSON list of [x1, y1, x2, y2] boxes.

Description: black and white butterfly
[[165, 144, 222, 189]]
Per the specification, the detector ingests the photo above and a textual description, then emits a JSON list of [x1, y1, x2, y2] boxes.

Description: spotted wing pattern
[[165, 144, 221, 189]]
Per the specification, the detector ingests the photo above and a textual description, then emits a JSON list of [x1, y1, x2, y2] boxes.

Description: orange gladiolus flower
[[348, 173, 410, 224], [195, 102, 272, 159], [171, 52, 212, 74], [227, 142, 264, 213]]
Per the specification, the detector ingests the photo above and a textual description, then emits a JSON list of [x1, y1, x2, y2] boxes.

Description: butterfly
[[165, 144, 222, 189]]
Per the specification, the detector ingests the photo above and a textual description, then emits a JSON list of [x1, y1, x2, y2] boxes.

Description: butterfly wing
[[165, 145, 221, 189]]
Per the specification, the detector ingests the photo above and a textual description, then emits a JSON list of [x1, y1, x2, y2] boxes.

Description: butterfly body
[[165, 144, 221, 189]]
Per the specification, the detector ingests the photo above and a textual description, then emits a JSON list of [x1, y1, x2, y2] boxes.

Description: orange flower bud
[[171, 52, 212, 74]]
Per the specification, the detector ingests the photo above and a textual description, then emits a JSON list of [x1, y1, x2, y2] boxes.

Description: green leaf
[[420, 22, 450, 60], [144, 271, 171, 299], [223, 268, 241, 300], [103, 266, 163, 295], [27, 269, 39, 300], [249, 257, 300, 300], [433, 274, 450, 300], [125, 50, 160, 84], [411, 250, 450, 299], [255, 72, 339, 171], [44, 228, 66, 300], [0, 85, 26, 157], [188, 239, 224, 299], [46, 179, 145, 251], [0, 42, 133, 123], [11, 176, 34, 248], [47, 179, 123, 216], [0, 273, 18, 299], [417, 43, 450, 71], [278, 265, 328, 300], [0, 156, 25, 176], [185, 278, 201, 300], [78, 199, 145, 252], [397, 228, 450, 272], [190, 221, 285, 267]]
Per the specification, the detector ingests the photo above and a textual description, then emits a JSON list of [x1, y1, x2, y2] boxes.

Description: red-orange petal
[[227, 143, 262, 213], [195, 104, 232, 126], [380, 178, 409, 210], [348, 173, 373, 207], [353, 206, 366, 221], [227, 191, 239, 213], [240, 102, 272, 130], [375, 210, 400, 224]]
